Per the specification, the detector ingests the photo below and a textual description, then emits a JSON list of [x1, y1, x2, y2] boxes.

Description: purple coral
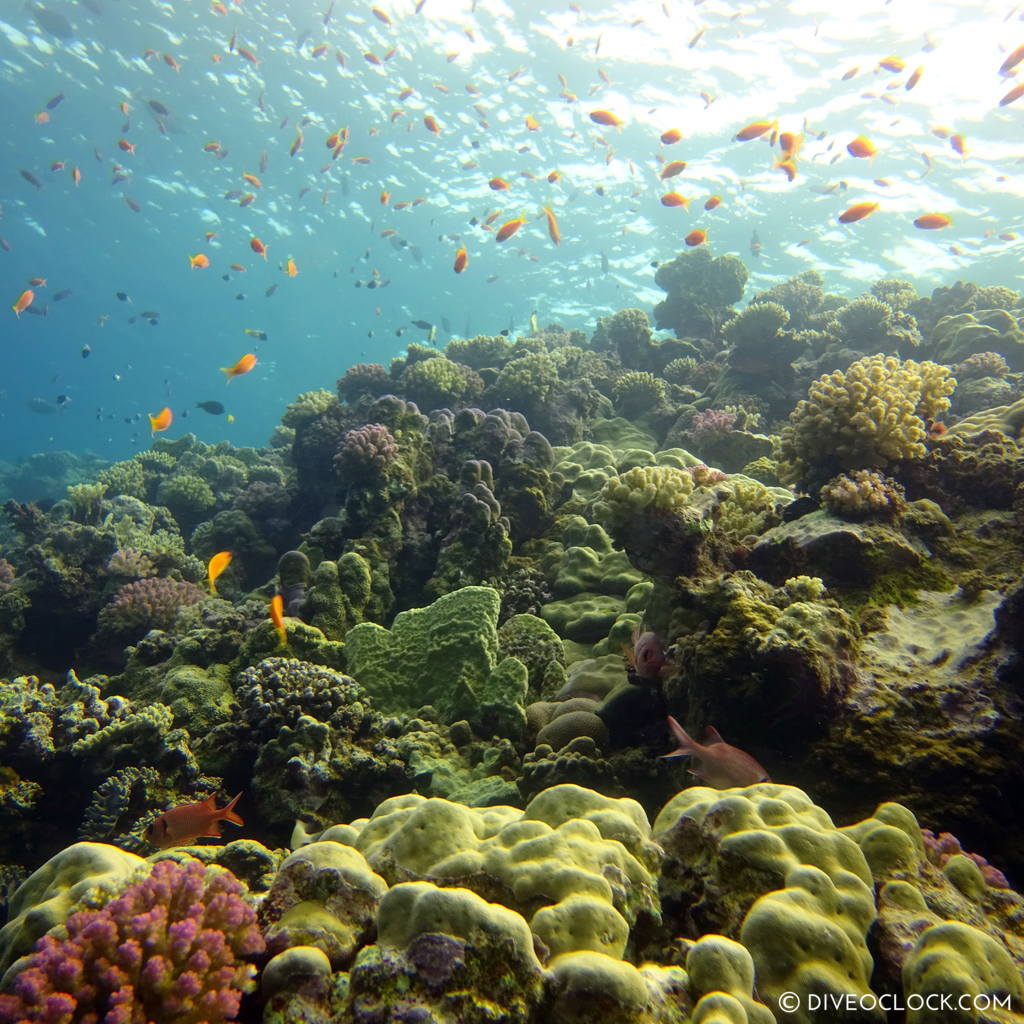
[[334, 423, 400, 479], [97, 578, 206, 640], [688, 408, 737, 443], [921, 828, 1010, 889], [0, 859, 265, 1024]]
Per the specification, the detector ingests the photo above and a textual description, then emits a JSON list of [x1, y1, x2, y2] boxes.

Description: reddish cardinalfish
[[145, 792, 243, 848], [222, 353, 258, 380], [453, 246, 468, 273], [623, 624, 669, 682], [661, 716, 770, 788]]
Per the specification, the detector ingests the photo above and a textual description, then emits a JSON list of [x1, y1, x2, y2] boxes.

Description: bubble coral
[[778, 354, 956, 488], [0, 858, 264, 1024], [96, 578, 206, 641], [819, 470, 907, 521], [333, 423, 400, 480]]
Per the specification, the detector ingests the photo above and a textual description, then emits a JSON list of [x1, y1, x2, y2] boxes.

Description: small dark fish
[[148, 99, 170, 116], [499, 328, 510, 336], [600, 252, 609, 273], [56, 394, 71, 407], [235, 293, 246, 300], [81, 345, 91, 358], [196, 400, 225, 415], [25, 304, 48, 317], [265, 283, 278, 297], [410, 319, 432, 329], [116, 291, 130, 301], [28, 397, 57, 414], [53, 288, 72, 301], [20, 169, 42, 190], [46, 92, 65, 110], [140, 310, 159, 319], [148, 319, 158, 326]]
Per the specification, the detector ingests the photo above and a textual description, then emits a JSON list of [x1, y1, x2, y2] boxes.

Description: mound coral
[[336, 362, 393, 404], [653, 247, 748, 338], [399, 356, 483, 412], [0, 858, 264, 1024], [778, 353, 956, 488], [611, 371, 666, 417]]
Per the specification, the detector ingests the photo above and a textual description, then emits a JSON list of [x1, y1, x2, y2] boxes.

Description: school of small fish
[[1, 0, 1021, 454]]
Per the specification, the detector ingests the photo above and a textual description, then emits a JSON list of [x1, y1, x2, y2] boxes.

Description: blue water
[[1, 0, 1021, 462]]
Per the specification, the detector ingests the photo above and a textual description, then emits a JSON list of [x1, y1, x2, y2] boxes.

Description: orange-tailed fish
[[207, 550, 232, 595], [660, 128, 682, 145], [12, 289, 35, 317], [423, 114, 441, 135], [659, 160, 687, 179], [525, 114, 540, 131], [542, 206, 561, 245], [284, 257, 298, 277], [685, 228, 707, 246], [589, 109, 623, 127], [999, 44, 1024, 76], [242, 172, 262, 187], [905, 65, 924, 90], [189, 253, 211, 269], [489, 177, 510, 191], [148, 406, 173, 433], [660, 192, 690, 208], [913, 213, 951, 229], [222, 353, 258, 379], [250, 236, 268, 259], [877, 55, 904, 72], [999, 81, 1024, 106], [950, 134, 966, 156], [704, 195, 721, 210], [453, 246, 468, 273], [838, 201, 879, 223], [145, 792, 243, 848], [270, 593, 287, 646]]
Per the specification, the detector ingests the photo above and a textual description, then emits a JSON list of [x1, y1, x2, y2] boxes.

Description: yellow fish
[[207, 550, 232, 595]]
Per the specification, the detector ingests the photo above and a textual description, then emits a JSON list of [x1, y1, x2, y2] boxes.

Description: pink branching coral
[[0, 859, 265, 1024], [921, 828, 1010, 889], [686, 463, 727, 486], [334, 422, 400, 479], [688, 408, 737, 443], [97, 578, 206, 639]]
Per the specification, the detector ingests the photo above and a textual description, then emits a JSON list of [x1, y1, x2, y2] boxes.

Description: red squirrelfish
[[661, 716, 770, 788], [145, 792, 243, 848]]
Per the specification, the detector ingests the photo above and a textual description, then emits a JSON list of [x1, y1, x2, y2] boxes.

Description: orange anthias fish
[[733, 119, 775, 142], [222, 352, 258, 379], [999, 81, 1024, 106], [660, 192, 690, 208], [250, 236, 268, 259], [148, 406, 173, 434], [489, 177, 510, 191], [495, 216, 525, 242], [846, 135, 876, 158], [525, 114, 541, 131], [145, 792, 243, 848], [589, 109, 623, 127], [270, 593, 287, 646], [542, 206, 561, 245], [877, 55, 905, 72], [660, 128, 682, 145], [423, 114, 441, 135], [659, 160, 687, 180], [284, 257, 298, 277], [12, 289, 35, 317], [704, 195, 721, 210], [453, 246, 468, 273], [685, 228, 707, 246], [913, 213, 952, 229], [661, 716, 770, 789], [189, 253, 211, 269], [207, 550, 232, 595], [838, 201, 879, 224]]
